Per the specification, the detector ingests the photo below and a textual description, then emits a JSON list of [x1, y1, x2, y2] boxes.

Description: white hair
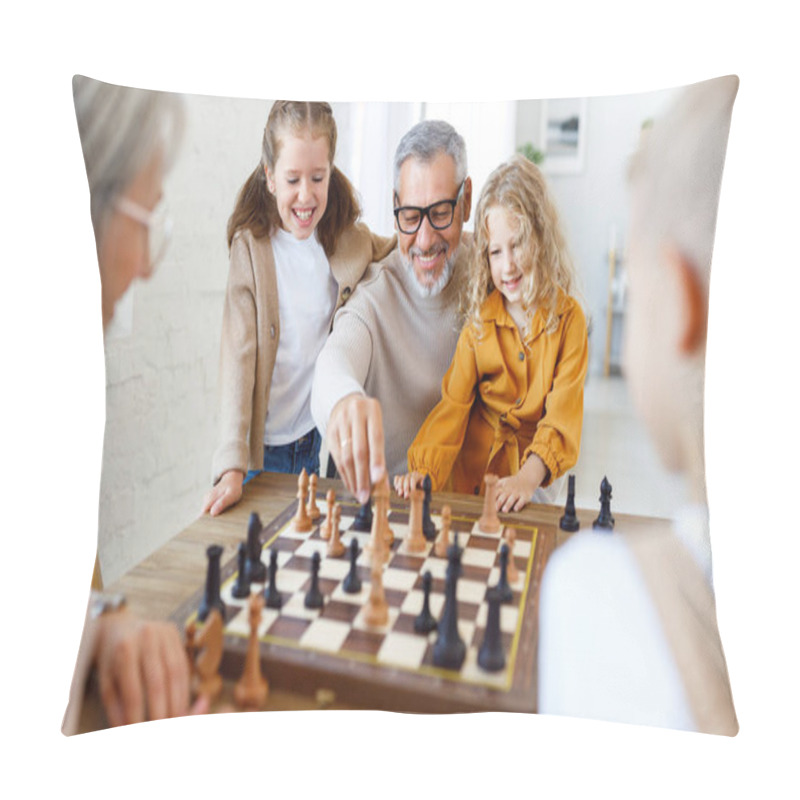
[[393, 119, 468, 194], [73, 75, 185, 241]]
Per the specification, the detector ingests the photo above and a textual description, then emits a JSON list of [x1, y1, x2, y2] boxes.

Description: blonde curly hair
[[467, 155, 578, 337]]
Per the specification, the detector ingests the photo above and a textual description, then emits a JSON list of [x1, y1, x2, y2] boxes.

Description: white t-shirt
[[537, 504, 712, 731], [264, 228, 337, 445]]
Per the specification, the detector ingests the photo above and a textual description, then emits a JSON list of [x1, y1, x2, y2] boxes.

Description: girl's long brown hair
[[227, 101, 360, 256]]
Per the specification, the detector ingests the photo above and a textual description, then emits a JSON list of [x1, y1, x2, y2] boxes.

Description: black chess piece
[[198, 544, 227, 623], [493, 542, 513, 603], [231, 541, 251, 599], [592, 476, 615, 531], [559, 474, 580, 532], [263, 548, 283, 609], [245, 512, 267, 583], [342, 538, 362, 594], [477, 588, 506, 672], [421, 474, 437, 541], [432, 544, 466, 670], [304, 551, 324, 609], [414, 571, 438, 634], [352, 501, 373, 532]]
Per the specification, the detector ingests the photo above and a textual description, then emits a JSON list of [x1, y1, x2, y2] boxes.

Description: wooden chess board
[[171, 494, 551, 713]]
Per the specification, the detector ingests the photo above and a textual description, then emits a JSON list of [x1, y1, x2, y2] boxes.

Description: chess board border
[[173, 496, 553, 713]]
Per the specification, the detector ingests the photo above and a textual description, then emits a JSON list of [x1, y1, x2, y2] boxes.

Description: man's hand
[[201, 470, 244, 517], [94, 609, 191, 727], [327, 393, 386, 503], [393, 471, 424, 500], [495, 455, 548, 513]]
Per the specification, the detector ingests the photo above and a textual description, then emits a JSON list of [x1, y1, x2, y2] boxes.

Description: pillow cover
[[67, 75, 738, 737]]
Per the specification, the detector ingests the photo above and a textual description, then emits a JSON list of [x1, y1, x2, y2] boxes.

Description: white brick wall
[[98, 92, 274, 585]]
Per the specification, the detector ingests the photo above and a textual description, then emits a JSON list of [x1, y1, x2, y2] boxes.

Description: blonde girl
[[204, 101, 394, 516], [397, 154, 588, 512]]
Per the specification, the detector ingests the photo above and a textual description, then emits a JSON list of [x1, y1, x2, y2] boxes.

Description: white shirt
[[537, 504, 712, 731], [264, 228, 337, 445]]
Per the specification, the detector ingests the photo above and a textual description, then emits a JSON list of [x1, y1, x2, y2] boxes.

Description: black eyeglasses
[[393, 181, 465, 235]]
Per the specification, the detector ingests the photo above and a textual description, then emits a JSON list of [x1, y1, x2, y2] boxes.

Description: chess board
[[171, 495, 551, 713]]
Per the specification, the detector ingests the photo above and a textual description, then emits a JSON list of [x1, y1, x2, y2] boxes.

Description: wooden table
[[83, 472, 666, 727]]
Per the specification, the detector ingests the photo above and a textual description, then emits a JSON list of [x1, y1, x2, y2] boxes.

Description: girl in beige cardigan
[[203, 101, 394, 517]]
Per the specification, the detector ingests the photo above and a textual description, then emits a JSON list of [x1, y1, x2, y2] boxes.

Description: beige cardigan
[[211, 223, 396, 483]]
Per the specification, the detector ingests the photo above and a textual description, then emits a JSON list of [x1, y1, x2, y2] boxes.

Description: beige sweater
[[311, 235, 473, 478], [212, 223, 395, 483]]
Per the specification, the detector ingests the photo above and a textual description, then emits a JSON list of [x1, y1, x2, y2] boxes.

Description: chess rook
[[405, 487, 427, 553], [198, 544, 227, 623]]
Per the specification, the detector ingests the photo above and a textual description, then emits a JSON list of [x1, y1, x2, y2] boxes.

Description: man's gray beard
[[403, 244, 460, 298]]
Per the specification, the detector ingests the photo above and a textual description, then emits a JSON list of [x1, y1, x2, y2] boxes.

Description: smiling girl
[[397, 155, 588, 512], [204, 101, 394, 516]]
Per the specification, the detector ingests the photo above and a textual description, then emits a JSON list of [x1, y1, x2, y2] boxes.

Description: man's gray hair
[[393, 119, 468, 193], [73, 75, 185, 241]]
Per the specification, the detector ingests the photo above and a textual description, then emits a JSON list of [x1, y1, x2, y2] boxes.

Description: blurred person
[[62, 75, 203, 733], [537, 76, 739, 734]]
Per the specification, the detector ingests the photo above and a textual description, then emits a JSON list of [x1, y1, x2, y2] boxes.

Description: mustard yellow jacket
[[408, 289, 588, 495]]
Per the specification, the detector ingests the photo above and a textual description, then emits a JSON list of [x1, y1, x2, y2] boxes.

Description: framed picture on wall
[[540, 97, 588, 174]]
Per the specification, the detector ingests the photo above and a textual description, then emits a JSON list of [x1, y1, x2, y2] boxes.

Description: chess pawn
[[234, 592, 268, 710], [320, 489, 336, 540], [479, 474, 501, 534], [502, 527, 520, 584], [363, 556, 389, 627], [434, 505, 451, 558], [405, 487, 427, 553], [294, 469, 313, 532], [307, 473, 321, 520], [327, 504, 346, 557]]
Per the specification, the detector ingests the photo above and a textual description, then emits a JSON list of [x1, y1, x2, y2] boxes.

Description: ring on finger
[[339, 437, 351, 449]]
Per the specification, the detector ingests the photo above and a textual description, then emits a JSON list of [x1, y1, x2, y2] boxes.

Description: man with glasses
[[311, 119, 473, 504]]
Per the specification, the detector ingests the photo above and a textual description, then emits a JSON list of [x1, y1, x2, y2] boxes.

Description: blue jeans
[[244, 428, 322, 484]]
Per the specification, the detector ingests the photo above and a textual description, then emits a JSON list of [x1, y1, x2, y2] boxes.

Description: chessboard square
[[273, 567, 309, 594], [382, 567, 420, 592], [458, 578, 491, 605], [390, 523, 411, 541], [342, 628, 384, 657], [465, 534, 501, 551], [352, 605, 400, 633], [320, 599, 361, 624], [283, 522, 314, 540], [461, 647, 509, 687], [377, 631, 429, 669], [391, 550, 430, 569], [282, 591, 323, 620], [420, 557, 448, 580], [294, 538, 329, 559], [461, 547, 498, 569], [512, 539, 532, 559], [330, 581, 370, 605], [400, 588, 445, 618], [265, 615, 310, 640], [317, 558, 351, 581], [220, 580, 249, 608], [475, 603, 520, 633], [300, 617, 352, 653], [471, 521, 502, 537]]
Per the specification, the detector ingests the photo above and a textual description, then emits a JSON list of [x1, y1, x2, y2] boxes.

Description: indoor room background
[[95, 88, 684, 585]]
